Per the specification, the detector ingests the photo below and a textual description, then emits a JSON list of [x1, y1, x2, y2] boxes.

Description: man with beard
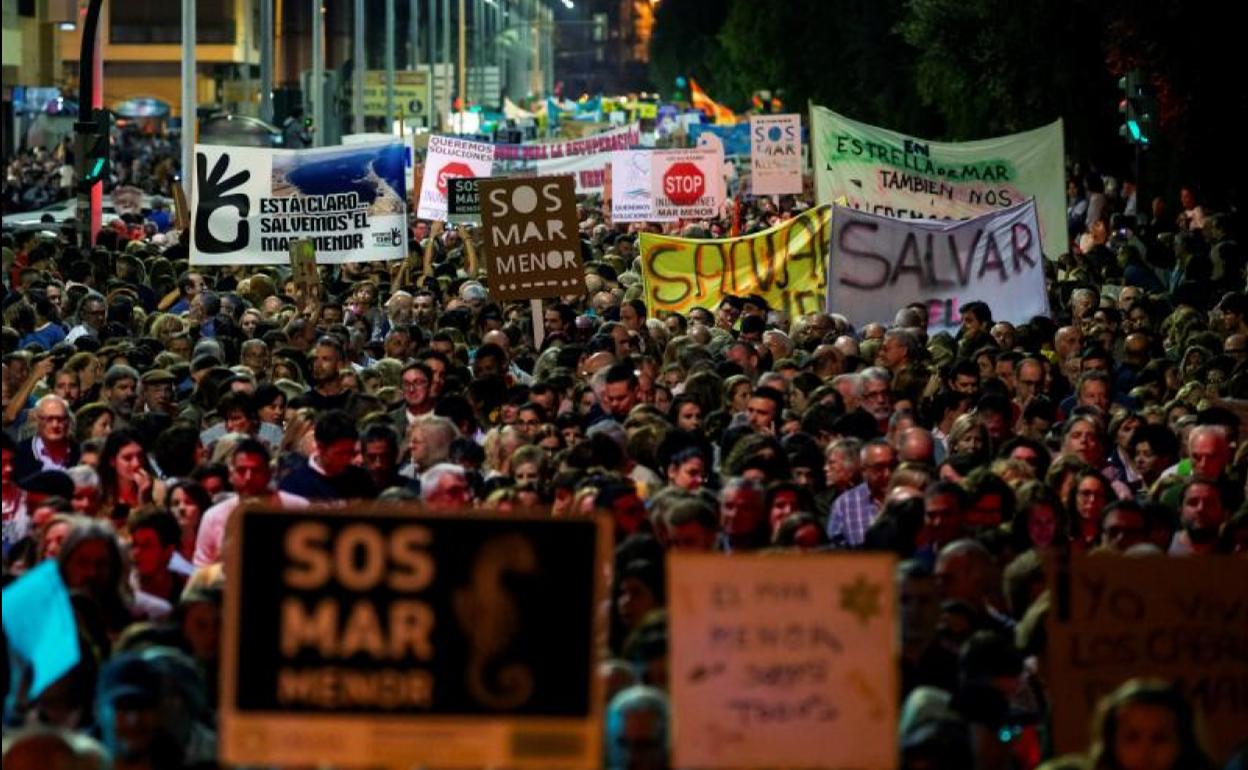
[[290, 336, 351, 411], [859, 367, 894, 435], [412, 289, 439, 331], [102, 365, 141, 425]]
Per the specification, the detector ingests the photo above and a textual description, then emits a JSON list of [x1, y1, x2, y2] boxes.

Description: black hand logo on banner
[[194, 152, 252, 254]]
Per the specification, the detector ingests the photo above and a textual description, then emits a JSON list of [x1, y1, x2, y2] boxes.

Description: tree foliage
[[647, 0, 1245, 207]]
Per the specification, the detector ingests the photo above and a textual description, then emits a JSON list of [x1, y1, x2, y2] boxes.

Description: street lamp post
[[260, 0, 274, 123], [386, 0, 397, 128], [182, 0, 195, 201], [353, 0, 364, 133], [311, 0, 324, 146]]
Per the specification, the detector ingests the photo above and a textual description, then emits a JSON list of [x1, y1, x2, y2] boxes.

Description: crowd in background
[[1, 139, 1246, 770]]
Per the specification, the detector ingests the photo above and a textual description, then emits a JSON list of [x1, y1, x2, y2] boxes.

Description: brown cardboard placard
[[478, 175, 583, 303], [288, 237, 319, 299], [1046, 553, 1248, 763]]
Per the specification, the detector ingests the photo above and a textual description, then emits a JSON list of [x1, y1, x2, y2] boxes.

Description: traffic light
[[1117, 70, 1154, 147], [76, 108, 113, 192]]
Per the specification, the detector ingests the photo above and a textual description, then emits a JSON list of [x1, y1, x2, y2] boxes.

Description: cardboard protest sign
[[220, 505, 610, 770], [650, 146, 726, 220], [750, 114, 802, 196], [811, 105, 1066, 254], [609, 150, 676, 223], [1046, 553, 1248, 763], [479, 175, 583, 302], [640, 205, 830, 320], [190, 141, 408, 265], [828, 199, 1048, 331], [447, 177, 481, 225], [288, 237, 319, 298], [668, 552, 898, 770], [416, 135, 496, 221]]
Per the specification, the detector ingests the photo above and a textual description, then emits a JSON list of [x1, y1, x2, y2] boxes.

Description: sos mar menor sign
[[650, 147, 725, 220], [220, 505, 610, 770], [479, 175, 584, 303]]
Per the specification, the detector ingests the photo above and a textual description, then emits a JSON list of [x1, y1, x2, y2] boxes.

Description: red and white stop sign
[[436, 162, 474, 196], [663, 161, 705, 206]]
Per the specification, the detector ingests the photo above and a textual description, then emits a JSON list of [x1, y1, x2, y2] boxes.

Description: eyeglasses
[[403, 379, 429, 390], [37, 415, 69, 423]]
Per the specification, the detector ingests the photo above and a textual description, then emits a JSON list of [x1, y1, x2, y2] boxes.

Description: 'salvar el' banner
[[811, 105, 1066, 256], [191, 142, 408, 266], [828, 199, 1049, 332], [641, 205, 830, 320]]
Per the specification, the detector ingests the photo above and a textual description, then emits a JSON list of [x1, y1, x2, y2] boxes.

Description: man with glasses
[[65, 293, 107, 344], [389, 361, 435, 433], [826, 439, 896, 547], [13, 394, 80, 478]]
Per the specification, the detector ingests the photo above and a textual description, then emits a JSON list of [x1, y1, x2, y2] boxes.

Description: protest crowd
[[2, 124, 1247, 770]]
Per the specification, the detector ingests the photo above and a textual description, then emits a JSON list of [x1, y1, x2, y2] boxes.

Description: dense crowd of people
[[3, 130, 181, 214], [1, 138, 1246, 770]]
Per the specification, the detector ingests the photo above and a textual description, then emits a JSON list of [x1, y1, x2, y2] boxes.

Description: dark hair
[[605, 362, 638, 387], [165, 479, 212, 518], [151, 424, 201, 478], [1089, 679, 1215, 770], [97, 427, 154, 506], [130, 509, 181, 548], [232, 437, 271, 464], [314, 409, 359, 445]]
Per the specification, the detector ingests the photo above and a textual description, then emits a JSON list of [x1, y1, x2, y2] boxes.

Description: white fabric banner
[[609, 150, 676, 223], [493, 123, 640, 195], [828, 199, 1049, 331], [190, 142, 408, 266], [649, 147, 726, 220], [811, 105, 1066, 256], [750, 114, 802, 195], [416, 135, 496, 221]]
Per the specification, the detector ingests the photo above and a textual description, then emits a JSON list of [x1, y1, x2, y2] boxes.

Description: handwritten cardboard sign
[[479, 175, 583, 302], [828, 198, 1049, 332], [220, 505, 610, 770], [1046, 553, 1248, 763], [668, 552, 898, 770]]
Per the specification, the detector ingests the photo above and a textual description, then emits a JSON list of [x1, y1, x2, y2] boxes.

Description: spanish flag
[[689, 78, 736, 125]]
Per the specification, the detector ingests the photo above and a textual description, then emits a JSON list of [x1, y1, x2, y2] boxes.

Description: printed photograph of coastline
[[270, 142, 407, 216]]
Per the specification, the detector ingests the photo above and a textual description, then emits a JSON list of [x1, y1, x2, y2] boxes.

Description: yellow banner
[[640, 205, 831, 320]]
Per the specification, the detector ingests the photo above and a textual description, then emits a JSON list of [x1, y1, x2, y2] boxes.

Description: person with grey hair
[[893, 305, 927, 330], [419, 462, 471, 510], [405, 414, 461, 476], [832, 373, 863, 413], [13, 393, 79, 478], [859, 366, 894, 428], [880, 328, 922, 374], [824, 437, 864, 497], [65, 464, 101, 516]]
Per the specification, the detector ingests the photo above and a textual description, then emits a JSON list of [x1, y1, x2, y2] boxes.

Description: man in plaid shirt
[[826, 439, 897, 547]]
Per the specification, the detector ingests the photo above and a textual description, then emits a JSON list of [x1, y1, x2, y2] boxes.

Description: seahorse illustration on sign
[[454, 533, 539, 709]]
